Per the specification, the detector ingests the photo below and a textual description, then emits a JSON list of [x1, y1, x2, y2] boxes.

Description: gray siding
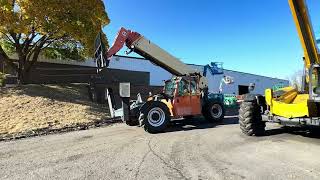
[[32, 55, 289, 95], [107, 56, 289, 95]]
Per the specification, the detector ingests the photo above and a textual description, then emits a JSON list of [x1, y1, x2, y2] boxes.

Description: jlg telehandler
[[239, 0, 320, 136], [91, 28, 232, 133]]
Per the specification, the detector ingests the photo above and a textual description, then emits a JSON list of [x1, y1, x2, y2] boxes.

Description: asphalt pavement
[[1, 116, 320, 180]]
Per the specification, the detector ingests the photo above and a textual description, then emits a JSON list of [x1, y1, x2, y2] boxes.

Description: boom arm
[[105, 27, 199, 76], [289, 0, 320, 68]]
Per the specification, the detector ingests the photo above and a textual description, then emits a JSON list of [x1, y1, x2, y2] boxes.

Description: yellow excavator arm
[[264, 0, 320, 118], [289, 0, 320, 68]]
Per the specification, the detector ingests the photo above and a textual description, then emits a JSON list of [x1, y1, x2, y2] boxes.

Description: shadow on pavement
[[165, 116, 239, 133], [265, 126, 320, 139]]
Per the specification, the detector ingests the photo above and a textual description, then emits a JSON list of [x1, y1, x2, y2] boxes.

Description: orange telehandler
[[90, 28, 231, 133]]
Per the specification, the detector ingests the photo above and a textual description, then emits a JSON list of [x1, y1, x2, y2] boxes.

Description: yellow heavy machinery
[[239, 0, 320, 136]]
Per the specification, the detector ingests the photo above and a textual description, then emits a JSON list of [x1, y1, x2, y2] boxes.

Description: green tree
[[0, 0, 110, 83]]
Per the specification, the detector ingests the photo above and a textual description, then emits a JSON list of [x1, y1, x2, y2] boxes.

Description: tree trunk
[[19, 58, 39, 84], [21, 70, 29, 84], [17, 56, 23, 84], [17, 56, 29, 84], [21, 64, 32, 84]]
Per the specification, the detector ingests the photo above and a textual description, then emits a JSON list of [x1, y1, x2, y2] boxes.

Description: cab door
[[173, 78, 201, 117], [189, 79, 202, 115]]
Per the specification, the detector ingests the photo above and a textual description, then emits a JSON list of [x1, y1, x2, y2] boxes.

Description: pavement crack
[[147, 137, 189, 180], [134, 138, 151, 180]]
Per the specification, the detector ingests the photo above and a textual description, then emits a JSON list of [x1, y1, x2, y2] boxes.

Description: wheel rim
[[210, 104, 222, 119], [147, 107, 165, 127]]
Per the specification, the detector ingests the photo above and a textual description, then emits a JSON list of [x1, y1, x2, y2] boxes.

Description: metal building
[[106, 55, 289, 95], [34, 55, 289, 95]]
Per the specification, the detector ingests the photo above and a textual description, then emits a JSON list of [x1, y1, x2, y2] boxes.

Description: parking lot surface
[[1, 116, 320, 180]]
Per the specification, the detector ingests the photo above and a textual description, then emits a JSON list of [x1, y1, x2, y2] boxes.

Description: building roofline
[[186, 63, 288, 82], [116, 55, 288, 82], [223, 69, 288, 82], [113, 54, 146, 60]]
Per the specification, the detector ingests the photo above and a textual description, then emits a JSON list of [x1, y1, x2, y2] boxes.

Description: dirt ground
[[0, 84, 110, 137]]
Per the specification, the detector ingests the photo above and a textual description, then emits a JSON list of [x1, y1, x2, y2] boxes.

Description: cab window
[[178, 79, 189, 96], [164, 80, 175, 96], [312, 68, 320, 93], [190, 80, 197, 95]]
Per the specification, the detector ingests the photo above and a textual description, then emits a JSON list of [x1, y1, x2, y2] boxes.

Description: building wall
[[25, 62, 150, 85], [35, 55, 173, 86], [108, 56, 172, 86], [34, 55, 289, 95], [106, 56, 289, 95]]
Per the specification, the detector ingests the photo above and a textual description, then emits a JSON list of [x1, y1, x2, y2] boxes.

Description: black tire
[[125, 120, 139, 126], [239, 100, 266, 136], [140, 102, 171, 133], [202, 102, 225, 122]]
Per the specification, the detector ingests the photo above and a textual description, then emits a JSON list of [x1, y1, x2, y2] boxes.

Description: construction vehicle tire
[[140, 102, 170, 133], [239, 100, 265, 136], [203, 102, 225, 122], [125, 120, 139, 126]]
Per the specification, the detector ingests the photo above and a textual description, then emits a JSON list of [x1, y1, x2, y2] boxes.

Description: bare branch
[[17, 33, 22, 41], [22, 33, 39, 54], [26, 39, 48, 72], [41, 41, 55, 49], [41, 34, 68, 49], [0, 31, 15, 44], [32, 34, 48, 47], [11, 0, 16, 9], [21, 33, 31, 47], [9, 32, 19, 44], [8, 32, 25, 65], [26, 35, 48, 61]]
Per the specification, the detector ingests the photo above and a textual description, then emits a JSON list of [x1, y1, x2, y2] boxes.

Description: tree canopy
[[0, 0, 110, 82]]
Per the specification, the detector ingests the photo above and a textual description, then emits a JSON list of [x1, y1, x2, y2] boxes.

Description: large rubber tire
[[203, 102, 225, 122], [125, 119, 139, 126], [140, 102, 171, 133], [239, 100, 266, 136]]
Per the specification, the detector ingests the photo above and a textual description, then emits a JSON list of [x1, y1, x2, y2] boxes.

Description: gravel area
[[0, 84, 112, 139]]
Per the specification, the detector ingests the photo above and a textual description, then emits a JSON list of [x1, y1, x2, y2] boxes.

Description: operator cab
[[163, 76, 200, 98], [309, 64, 320, 101], [163, 79, 175, 98], [162, 76, 202, 117]]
